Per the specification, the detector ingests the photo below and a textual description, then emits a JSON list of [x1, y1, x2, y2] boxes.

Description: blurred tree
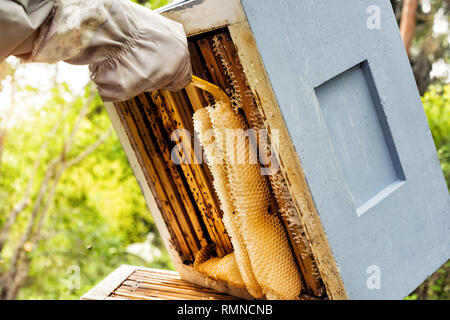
[[0, 61, 172, 300], [0, 70, 112, 299], [400, 0, 419, 56], [393, 0, 450, 94]]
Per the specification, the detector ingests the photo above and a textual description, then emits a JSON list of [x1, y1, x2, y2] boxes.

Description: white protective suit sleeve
[[26, 0, 192, 102]]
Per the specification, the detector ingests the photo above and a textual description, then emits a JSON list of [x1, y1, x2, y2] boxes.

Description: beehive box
[[86, 0, 450, 300]]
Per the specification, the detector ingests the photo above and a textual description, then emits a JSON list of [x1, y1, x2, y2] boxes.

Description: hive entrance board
[[81, 265, 239, 300], [111, 28, 325, 299]]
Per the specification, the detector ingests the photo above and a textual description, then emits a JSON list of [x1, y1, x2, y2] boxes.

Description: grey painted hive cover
[[240, 0, 450, 299]]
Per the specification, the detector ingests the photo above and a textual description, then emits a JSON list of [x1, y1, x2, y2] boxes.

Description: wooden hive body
[[97, 0, 450, 300]]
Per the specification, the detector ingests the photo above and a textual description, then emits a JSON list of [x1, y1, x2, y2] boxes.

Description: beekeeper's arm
[[0, 0, 192, 102]]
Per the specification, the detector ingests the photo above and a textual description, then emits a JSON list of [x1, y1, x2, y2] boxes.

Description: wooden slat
[[185, 85, 206, 112], [116, 100, 195, 262], [129, 272, 230, 295], [188, 41, 216, 106], [128, 98, 202, 256], [115, 101, 191, 261], [81, 265, 137, 300], [150, 91, 232, 257], [121, 280, 228, 299], [134, 95, 210, 252], [110, 268, 238, 300], [197, 38, 230, 92]]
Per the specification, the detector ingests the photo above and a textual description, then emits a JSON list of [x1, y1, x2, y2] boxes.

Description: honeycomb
[[193, 102, 302, 300], [194, 244, 245, 289], [193, 108, 263, 298]]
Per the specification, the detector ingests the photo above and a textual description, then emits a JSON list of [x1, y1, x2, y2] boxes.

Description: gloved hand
[[27, 0, 192, 102]]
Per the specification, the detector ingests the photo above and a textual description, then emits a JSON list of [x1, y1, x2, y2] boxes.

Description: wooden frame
[[82, 265, 138, 300], [81, 265, 238, 300], [104, 0, 348, 300]]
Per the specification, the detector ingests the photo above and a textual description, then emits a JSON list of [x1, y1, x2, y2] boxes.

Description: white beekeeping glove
[[27, 0, 192, 102]]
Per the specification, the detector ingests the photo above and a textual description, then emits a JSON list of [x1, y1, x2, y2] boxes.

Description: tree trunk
[[399, 0, 418, 57]]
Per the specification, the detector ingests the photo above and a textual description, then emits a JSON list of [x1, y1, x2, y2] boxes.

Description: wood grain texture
[[149, 91, 232, 257], [83, 266, 238, 300], [83, 266, 322, 300], [116, 99, 197, 262]]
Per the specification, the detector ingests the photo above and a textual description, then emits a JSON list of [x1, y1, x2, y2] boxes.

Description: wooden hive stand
[[81, 265, 238, 300]]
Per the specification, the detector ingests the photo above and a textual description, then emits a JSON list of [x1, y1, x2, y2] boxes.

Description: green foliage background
[[0, 83, 174, 300], [406, 83, 450, 300], [423, 84, 450, 189]]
